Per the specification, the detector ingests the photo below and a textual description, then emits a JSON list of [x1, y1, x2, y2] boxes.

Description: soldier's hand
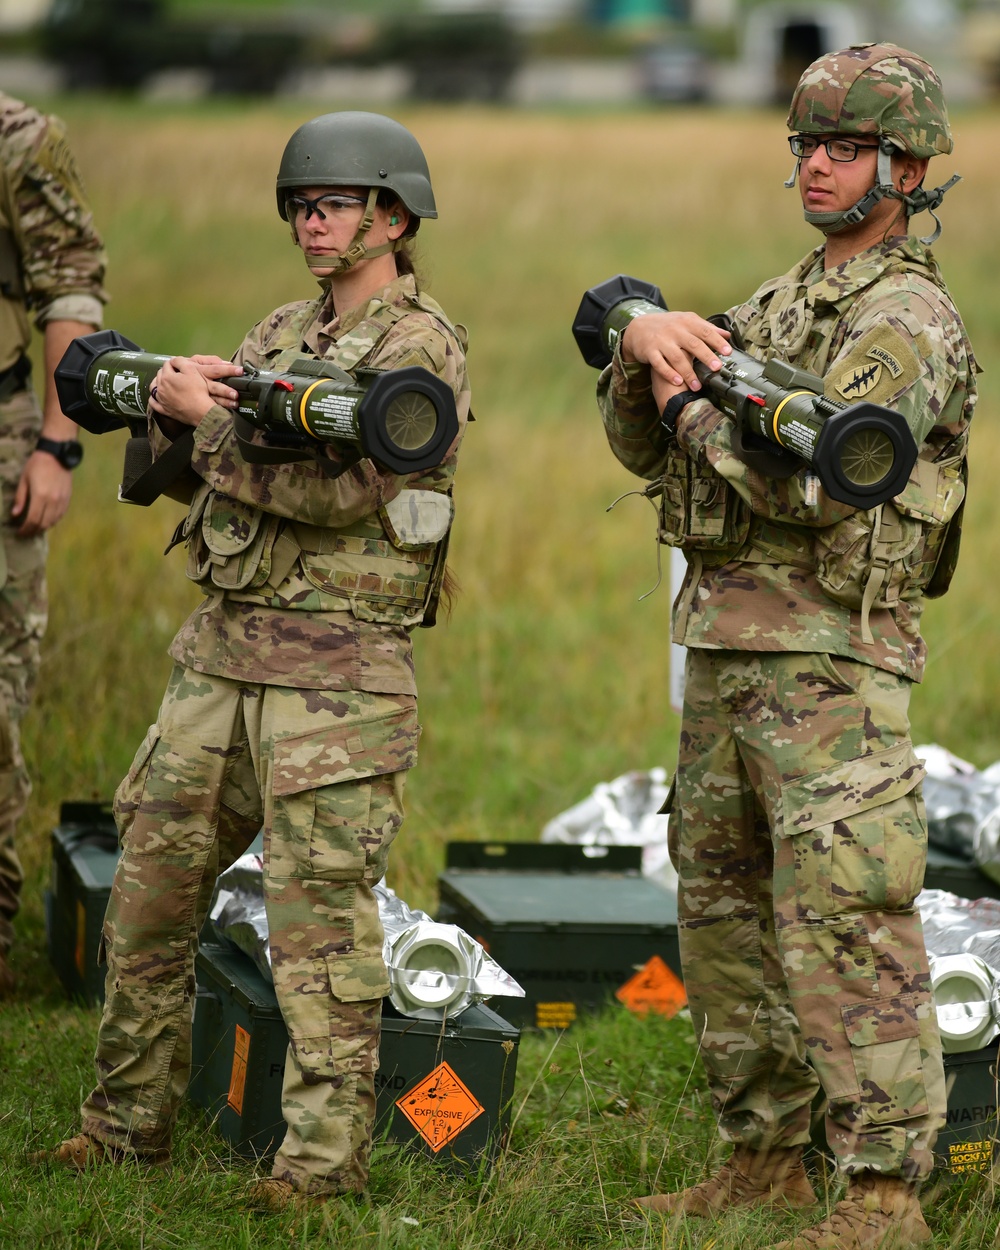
[[149, 356, 238, 426], [188, 356, 243, 411], [11, 451, 72, 536], [621, 311, 731, 390]]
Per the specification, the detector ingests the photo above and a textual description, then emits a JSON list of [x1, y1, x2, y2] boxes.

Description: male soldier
[[43, 112, 469, 1209], [598, 45, 974, 1249], [0, 95, 106, 996]]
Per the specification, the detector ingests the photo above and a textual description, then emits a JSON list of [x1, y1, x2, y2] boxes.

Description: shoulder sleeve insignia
[[826, 323, 923, 405]]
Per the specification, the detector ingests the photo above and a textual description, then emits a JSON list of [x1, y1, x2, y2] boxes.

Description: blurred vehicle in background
[[635, 35, 710, 102], [40, 0, 310, 93], [373, 10, 523, 102]]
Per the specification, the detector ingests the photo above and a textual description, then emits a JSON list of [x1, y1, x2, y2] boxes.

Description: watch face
[[60, 441, 84, 469]]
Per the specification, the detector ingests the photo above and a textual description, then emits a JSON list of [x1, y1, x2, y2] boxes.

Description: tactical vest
[[181, 288, 464, 629], [659, 251, 971, 642]]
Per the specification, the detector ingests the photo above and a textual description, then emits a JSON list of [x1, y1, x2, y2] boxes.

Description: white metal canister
[[929, 953, 1000, 1053], [388, 922, 477, 1017]]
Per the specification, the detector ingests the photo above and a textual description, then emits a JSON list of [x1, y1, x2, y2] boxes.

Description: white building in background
[[717, 0, 975, 105]]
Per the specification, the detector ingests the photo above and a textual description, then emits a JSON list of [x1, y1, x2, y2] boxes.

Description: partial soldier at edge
[[0, 93, 107, 998]]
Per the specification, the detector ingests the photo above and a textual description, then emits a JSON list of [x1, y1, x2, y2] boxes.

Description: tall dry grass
[[2, 99, 999, 1248]]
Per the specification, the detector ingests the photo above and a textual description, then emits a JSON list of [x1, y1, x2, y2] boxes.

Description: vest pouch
[[814, 504, 922, 612], [293, 521, 436, 627], [815, 456, 965, 613], [656, 444, 751, 563], [182, 484, 213, 583], [893, 457, 966, 600], [197, 493, 278, 592]]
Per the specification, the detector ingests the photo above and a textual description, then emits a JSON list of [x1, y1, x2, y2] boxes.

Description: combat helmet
[[784, 43, 960, 243], [276, 111, 436, 275]]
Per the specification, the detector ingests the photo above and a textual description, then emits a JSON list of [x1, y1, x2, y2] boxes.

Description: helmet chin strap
[[785, 138, 962, 245], [295, 186, 403, 281]]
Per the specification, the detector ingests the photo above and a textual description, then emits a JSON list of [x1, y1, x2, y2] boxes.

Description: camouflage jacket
[[160, 273, 470, 693], [599, 236, 977, 682], [0, 93, 106, 372]]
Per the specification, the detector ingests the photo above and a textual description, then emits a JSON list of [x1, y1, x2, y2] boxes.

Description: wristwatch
[[36, 436, 84, 469], [661, 390, 702, 435]]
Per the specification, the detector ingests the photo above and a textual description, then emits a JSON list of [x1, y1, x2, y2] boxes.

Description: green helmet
[[784, 43, 959, 242], [276, 110, 437, 222]]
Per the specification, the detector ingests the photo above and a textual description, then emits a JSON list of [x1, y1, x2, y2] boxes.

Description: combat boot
[[31, 1133, 169, 1170], [0, 950, 14, 998], [247, 1178, 334, 1212], [769, 1172, 931, 1249], [635, 1144, 817, 1216]]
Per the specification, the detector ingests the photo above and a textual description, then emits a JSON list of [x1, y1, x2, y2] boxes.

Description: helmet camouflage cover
[[787, 42, 952, 158]]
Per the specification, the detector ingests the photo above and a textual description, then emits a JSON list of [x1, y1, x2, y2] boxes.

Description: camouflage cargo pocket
[[842, 995, 928, 1125], [268, 699, 418, 882], [327, 953, 391, 1004], [776, 742, 926, 919]]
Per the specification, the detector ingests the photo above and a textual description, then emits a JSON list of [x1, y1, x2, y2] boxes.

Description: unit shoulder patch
[[825, 323, 923, 406]]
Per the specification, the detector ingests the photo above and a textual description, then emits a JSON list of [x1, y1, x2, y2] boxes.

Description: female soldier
[[46, 111, 470, 1209]]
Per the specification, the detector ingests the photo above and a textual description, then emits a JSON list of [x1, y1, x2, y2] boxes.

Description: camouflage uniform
[[0, 94, 105, 959], [79, 273, 470, 1194], [599, 236, 976, 1179]]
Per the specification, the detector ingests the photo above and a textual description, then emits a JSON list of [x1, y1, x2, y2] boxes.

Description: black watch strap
[[661, 389, 702, 435], [36, 436, 84, 469]]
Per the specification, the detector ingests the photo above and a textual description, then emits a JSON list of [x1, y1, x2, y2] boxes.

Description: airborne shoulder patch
[[826, 323, 923, 406]]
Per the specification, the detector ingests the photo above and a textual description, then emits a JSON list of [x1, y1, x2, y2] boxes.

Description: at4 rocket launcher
[[572, 274, 918, 510], [55, 329, 459, 477]]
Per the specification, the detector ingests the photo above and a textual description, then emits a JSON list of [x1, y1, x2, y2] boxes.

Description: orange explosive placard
[[615, 954, 687, 1017], [395, 1061, 485, 1152], [227, 1024, 251, 1115]]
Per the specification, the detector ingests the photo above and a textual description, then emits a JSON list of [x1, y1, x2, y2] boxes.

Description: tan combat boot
[[635, 1144, 818, 1216], [31, 1132, 169, 1170], [770, 1172, 931, 1249], [247, 1178, 333, 1212]]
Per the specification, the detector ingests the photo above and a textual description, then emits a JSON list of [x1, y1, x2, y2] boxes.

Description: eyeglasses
[[788, 135, 881, 163], [285, 192, 367, 222]]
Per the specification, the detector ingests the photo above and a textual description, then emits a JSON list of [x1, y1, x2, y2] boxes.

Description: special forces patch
[[837, 360, 885, 399], [826, 323, 922, 406]]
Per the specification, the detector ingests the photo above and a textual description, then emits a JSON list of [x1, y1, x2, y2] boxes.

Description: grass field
[[2, 97, 1000, 1247]]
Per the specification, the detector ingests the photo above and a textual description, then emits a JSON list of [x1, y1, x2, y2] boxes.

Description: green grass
[[3, 99, 1000, 1247]]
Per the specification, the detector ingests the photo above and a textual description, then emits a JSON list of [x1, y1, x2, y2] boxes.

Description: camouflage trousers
[[672, 648, 946, 1180], [0, 389, 47, 958], [80, 662, 418, 1195]]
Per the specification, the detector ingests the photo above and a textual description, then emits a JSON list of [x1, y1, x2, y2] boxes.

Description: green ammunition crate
[[44, 802, 119, 1005], [923, 845, 1000, 903], [435, 842, 681, 1029], [189, 941, 520, 1166], [937, 1044, 1000, 1175]]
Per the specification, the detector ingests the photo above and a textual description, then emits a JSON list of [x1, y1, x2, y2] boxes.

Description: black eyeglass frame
[[787, 135, 883, 163]]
